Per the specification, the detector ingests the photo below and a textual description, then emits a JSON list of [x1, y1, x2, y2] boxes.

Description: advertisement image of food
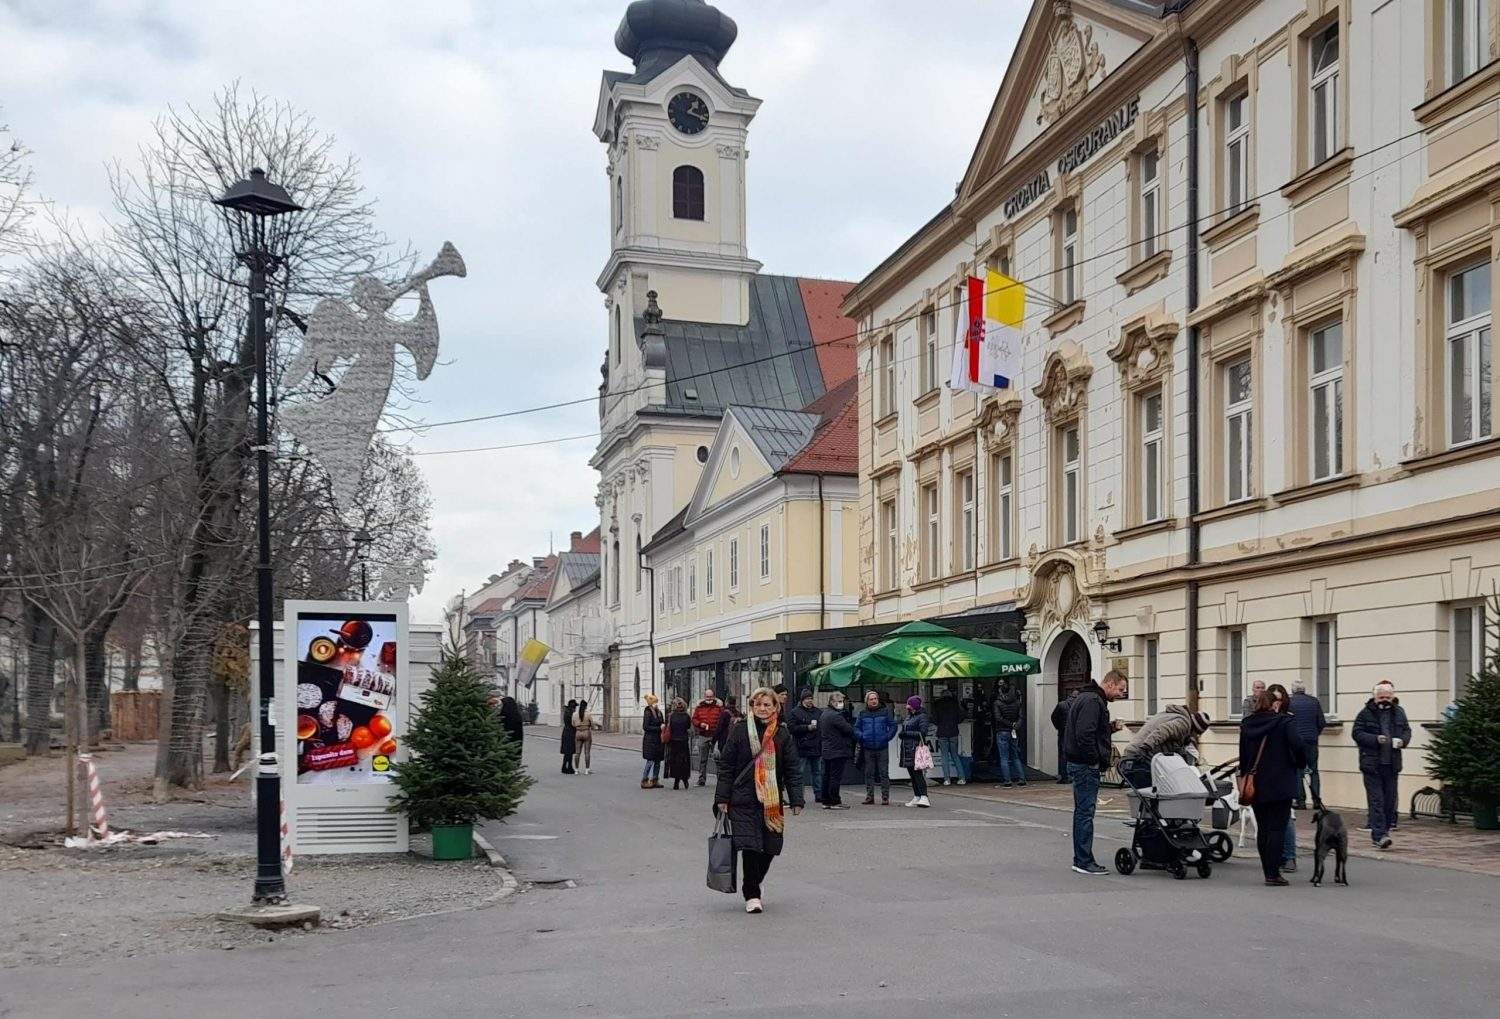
[[294, 614, 399, 784]]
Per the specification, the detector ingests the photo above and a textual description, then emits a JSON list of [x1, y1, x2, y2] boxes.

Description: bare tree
[[0, 111, 33, 260]]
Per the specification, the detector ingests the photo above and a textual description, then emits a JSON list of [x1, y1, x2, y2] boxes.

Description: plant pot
[[430, 822, 474, 860], [1474, 801, 1500, 831]]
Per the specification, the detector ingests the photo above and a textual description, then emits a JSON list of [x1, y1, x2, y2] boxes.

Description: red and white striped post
[[280, 800, 293, 874], [79, 754, 108, 841]]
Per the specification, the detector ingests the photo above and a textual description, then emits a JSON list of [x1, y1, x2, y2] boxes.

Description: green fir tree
[[1427, 600, 1500, 807], [389, 647, 533, 827]]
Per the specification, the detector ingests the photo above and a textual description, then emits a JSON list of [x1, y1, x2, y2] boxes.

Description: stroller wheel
[[1114, 848, 1137, 875], [1196, 861, 1213, 879], [1206, 832, 1233, 863], [1171, 862, 1187, 880]]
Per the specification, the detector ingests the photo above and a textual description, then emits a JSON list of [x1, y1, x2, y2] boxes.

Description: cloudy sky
[[0, 0, 1028, 623]]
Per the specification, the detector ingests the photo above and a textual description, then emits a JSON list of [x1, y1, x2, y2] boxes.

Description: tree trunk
[[211, 676, 231, 773], [158, 634, 208, 790], [23, 602, 56, 756], [122, 640, 142, 692], [85, 625, 112, 745]]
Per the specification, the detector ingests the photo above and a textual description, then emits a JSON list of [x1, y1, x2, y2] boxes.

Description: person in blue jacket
[[855, 690, 899, 805]]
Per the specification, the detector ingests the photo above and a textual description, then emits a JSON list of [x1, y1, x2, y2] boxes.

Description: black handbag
[[706, 811, 737, 894]]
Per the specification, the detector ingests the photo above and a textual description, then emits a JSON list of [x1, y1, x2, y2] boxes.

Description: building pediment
[[1032, 340, 1094, 422]]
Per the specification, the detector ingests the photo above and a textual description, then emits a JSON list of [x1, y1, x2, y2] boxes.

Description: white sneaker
[[745, 898, 763, 914], [903, 797, 919, 807], [916, 796, 931, 808], [956, 778, 967, 786]]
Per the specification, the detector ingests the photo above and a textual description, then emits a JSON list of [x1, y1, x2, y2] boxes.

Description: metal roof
[[557, 551, 600, 590], [730, 406, 821, 472]]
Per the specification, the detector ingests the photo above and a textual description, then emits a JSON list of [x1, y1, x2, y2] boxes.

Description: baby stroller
[[1115, 754, 1216, 879], [1202, 759, 1248, 863]]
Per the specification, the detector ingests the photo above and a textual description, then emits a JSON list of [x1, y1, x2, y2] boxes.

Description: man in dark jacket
[[818, 693, 855, 808], [855, 691, 899, 804], [992, 684, 1027, 787], [931, 688, 964, 786], [1050, 690, 1077, 784], [1288, 681, 1328, 809], [1352, 680, 1412, 849], [1062, 671, 1127, 875], [788, 688, 823, 803]]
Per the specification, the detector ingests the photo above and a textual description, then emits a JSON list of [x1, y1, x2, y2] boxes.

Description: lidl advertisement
[[294, 613, 398, 784]]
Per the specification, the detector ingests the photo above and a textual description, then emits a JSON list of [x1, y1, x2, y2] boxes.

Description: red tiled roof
[[469, 597, 506, 616], [783, 383, 859, 476], [572, 527, 601, 553], [514, 555, 558, 601], [797, 278, 857, 389]]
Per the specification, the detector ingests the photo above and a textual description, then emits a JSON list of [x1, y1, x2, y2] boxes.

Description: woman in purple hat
[[899, 695, 933, 808]]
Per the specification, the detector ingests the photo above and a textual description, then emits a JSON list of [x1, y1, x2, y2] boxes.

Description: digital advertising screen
[[293, 612, 399, 784]]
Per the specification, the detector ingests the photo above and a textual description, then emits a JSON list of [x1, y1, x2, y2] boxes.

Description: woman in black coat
[[498, 696, 525, 752], [898, 696, 931, 807], [714, 687, 805, 913], [640, 694, 666, 789], [664, 698, 693, 789], [1239, 689, 1308, 885], [560, 699, 578, 774]]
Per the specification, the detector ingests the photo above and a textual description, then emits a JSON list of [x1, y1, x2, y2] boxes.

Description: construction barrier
[[109, 691, 161, 742], [80, 753, 109, 841]]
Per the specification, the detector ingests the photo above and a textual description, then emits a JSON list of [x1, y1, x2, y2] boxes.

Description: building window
[[614, 176, 623, 235], [956, 468, 975, 572], [1311, 618, 1338, 714], [991, 451, 1013, 562], [1309, 22, 1340, 165], [1144, 637, 1160, 715], [1308, 321, 1345, 480], [988, 248, 1012, 277], [610, 537, 621, 605], [1446, 260, 1492, 447], [728, 537, 739, 590], [1449, 0, 1493, 85], [613, 306, 623, 366], [672, 165, 705, 220], [1225, 357, 1254, 503], [1452, 602, 1487, 701], [922, 482, 940, 580], [675, 565, 684, 609], [634, 534, 642, 592], [1141, 389, 1164, 523], [921, 308, 938, 393], [1138, 148, 1161, 260], [1225, 91, 1251, 217], [759, 523, 770, 580], [1061, 425, 1081, 544], [705, 547, 715, 598], [1057, 206, 1079, 305], [879, 336, 896, 417], [881, 498, 898, 590], [688, 559, 696, 605], [1227, 628, 1248, 716]]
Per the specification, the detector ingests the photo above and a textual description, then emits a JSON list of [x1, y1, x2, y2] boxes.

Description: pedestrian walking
[[899, 696, 932, 807], [855, 690, 898, 805], [1239, 689, 1307, 885], [714, 687, 805, 914], [665, 697, 693, 789], [641, 694, 665, 789], [715, 696, 742, 754], [1050, 689, 1076, 784], [498, 695, 525, 752], [992, 683, 1027, 787], [787, 688, 823, 803], [560, 699, 578, 774], [930, 687, 964, 786], [691, 688, 726, 787], [773, 683, 790, 724], [1063, 670, 1127, 875], [1117, 705, 1211, 791], [1288, 680, 1327, 809], [818, 692, 855, 808], [1352, 680, 1412, 850], [574, 700, 596, 774]]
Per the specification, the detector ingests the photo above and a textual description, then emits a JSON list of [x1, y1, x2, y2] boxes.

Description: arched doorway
[[1057, 632, 1092, 701]]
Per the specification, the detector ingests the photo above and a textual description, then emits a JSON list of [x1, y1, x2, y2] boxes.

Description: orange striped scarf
[[746, 716, 784, 834]]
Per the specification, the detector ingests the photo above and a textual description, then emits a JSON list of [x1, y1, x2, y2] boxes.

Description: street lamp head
[[1092, 619, 1110, 641], [214, 167, 302, 218]]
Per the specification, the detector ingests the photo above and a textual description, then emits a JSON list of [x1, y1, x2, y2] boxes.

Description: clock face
[[667, 91, 710, 135]]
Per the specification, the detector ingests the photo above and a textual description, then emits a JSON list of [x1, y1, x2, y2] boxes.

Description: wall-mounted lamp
[[1092, 619, 1123, 654]]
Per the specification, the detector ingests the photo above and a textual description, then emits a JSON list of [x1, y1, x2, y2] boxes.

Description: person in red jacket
[[690, 689, 725, 787]]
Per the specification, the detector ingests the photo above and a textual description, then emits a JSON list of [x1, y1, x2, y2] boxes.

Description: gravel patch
[[0, 841, 506, 969]]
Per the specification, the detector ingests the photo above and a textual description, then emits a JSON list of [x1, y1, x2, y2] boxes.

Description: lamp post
[[214, 168, 302, 908], [352, 527, 373, 602], [1092, 619, 1123, 654]]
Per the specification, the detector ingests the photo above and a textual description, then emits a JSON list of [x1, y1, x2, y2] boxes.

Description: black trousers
[[741, 850, 774, 900], [909, 767, 928, 797], [821, 757, 846, 805], [1253, 799, 1293, 879], [561, 753, 574, 773]]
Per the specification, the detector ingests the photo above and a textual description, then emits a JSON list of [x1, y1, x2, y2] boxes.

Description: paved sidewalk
[[529, 727, 1500, 877]]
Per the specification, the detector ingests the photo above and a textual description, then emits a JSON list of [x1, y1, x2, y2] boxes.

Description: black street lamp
[[214, 168, 302, 907], [352, 527, 373, 602], [1092, 619, 1124, 654]]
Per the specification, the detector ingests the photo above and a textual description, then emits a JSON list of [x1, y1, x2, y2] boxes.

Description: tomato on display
[[350, 725, 375, 749], [369, 714, 393, 739], [377, 738, 397, 756]]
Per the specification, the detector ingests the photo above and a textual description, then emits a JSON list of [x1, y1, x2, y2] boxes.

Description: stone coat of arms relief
[[1037, 0, 1107, 127]]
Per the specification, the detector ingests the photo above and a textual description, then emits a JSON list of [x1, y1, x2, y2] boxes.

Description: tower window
[[673, 165, 705, 221]]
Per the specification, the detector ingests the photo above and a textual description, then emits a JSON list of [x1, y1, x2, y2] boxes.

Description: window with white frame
[[728, 537, 739, 590], [1059, 207, 1079, 305], [1061, 425, 1082, 544], [759, 523, 770, 579], [1449, 0, 1493, 85], [922, 308, 938, 393], [688, 559, 696, 605], [993, 451, 1014, 562], [1312, 618, 1338, 714], [1141, 389, 1164, 523], [1225, 91, 1251, 216], [1225, 357, 1254, 502], [922, 482, 940, 580], [957, 468, 975, 572], [674, 566, 683, 610], [1144, 636, 1160, 715], [879, 336, 896, 417], [1139, 148, 1161, 260], [1309, 22, 1340, 165], [1446, 261, 1492, 447], [881, 498, 898, 590], [1227, 628, 1248, 715], [705, 547, 715, 598], [1309, 321, 1345, 480], [1452, 601, 1487, 702]]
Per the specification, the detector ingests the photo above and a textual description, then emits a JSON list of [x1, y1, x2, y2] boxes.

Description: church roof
[[557, 551, 601, 590], [731, 407, 822, 471], [605, 0, 749, 98]]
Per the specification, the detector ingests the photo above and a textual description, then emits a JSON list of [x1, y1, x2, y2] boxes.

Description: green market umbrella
[[807, 620, 1040, 689]]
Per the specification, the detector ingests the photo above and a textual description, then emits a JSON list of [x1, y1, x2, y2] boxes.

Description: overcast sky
[[0, 0, 1029, 623]]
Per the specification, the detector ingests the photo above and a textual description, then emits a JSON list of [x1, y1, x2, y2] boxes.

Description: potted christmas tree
[[1427, 602, 1500, 831], [390, 648, 534, 859]]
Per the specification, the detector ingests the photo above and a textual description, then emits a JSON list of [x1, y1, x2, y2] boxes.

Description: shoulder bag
[[1237, 736, 1268, 806]]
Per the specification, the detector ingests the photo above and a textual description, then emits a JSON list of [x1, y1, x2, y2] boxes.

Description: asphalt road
[[7, 736, 1500, 1018]]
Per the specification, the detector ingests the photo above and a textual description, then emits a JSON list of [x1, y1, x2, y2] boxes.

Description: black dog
[[1310, 798, 1349, 887]]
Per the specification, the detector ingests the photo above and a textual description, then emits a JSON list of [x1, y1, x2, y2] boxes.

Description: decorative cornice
[[1015, 547, 1096, 637], [1032, 341, 1094, 422], [1265, 224, 1366, 295], [1107, 307, 1180, 389], [634, 133, 661, 151], [715, 144, 742, 159], [977, 394, 1023, 448]]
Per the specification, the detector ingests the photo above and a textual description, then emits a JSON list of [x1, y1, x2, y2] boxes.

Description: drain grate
[[531, 878, 577, 889]]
